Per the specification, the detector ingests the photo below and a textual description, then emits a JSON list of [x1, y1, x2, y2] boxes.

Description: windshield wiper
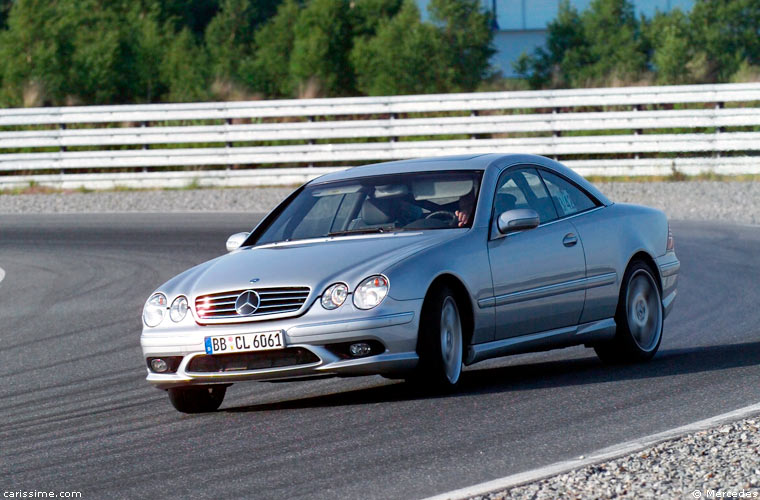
[[327, 226, 398, 237]]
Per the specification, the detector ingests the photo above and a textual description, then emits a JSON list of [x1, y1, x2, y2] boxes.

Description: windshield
[[252, 170, 483, 245]]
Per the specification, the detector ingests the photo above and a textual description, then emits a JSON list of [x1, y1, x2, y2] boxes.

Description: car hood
[[158, 230, 463, 299]]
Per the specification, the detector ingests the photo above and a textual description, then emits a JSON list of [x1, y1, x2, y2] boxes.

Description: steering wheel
[[425, 210, 458, 225]]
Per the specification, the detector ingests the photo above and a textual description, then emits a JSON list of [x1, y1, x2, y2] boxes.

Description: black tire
[[595, 261, 663, 364], [168, 385, 227, 414], [407, 286, 464, 389]]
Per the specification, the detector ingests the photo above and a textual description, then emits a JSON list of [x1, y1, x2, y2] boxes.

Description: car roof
[[310, 154, 612, 206], [313, 154, 497, 183]]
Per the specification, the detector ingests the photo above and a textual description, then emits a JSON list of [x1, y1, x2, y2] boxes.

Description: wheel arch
[[423, 273, 475, 347], [624, 251, 662, 294]]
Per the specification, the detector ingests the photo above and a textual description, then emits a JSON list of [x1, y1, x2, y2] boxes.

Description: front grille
[[186, 348, 320, 373], [195, 287, 310, 320]]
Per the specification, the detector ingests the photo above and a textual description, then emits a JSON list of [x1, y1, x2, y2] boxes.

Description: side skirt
[[465, 318, 616, 365]]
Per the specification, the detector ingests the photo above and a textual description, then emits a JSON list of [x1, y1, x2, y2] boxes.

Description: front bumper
[[141, 298, 422, 389]]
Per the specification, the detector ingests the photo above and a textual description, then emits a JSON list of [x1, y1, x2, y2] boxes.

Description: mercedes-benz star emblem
[[235, 290, 260, 316]]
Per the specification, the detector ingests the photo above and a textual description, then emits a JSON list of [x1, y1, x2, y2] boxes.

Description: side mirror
[[497, 209, 540, 235], [226, 232, 249, 252]]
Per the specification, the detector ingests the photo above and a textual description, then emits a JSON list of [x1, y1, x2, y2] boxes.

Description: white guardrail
[[2, 82, 760, 189]]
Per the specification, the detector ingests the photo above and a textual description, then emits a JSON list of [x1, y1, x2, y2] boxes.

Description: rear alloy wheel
[[168, 385, 227, 414], [595, 261, 663, 364], [411, 286, 464, 388]]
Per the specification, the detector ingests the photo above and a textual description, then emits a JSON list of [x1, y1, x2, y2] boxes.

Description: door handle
[[563, 233, 578, 247]]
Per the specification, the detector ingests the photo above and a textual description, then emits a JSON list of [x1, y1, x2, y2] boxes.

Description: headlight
[[321, 283, 348, 310], [143, 293, 167, 327], [353, 275, 389, 310], [170, 296, 189, 322]]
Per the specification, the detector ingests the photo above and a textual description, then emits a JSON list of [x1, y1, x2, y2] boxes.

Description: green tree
[[427, 0, 494, 91], [159, 0, 221, 39], [0, 0, 12, 29], [644, 8, 694, 84], [204, 0, 282, 84], [162, 28, 210, 102], [0, 0, 496, 104], [0, 0, 171, 105], [576, 0, 646, 85], [0, 0, 84, 106], [689, 0, 760, 82], [244, 0, 300, 97], [514, 1, 588, 88], [515, 0, 646, 88], [289, 0, 354, 97], [129, 10, 167, 102], [67, 2, 171, 104], [350, 0, 403, 38], [351, 0, 452, 95]]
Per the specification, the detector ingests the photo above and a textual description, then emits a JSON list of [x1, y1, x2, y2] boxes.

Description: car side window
[[539, 170, 598, 218], [494, 167, 558, 224]]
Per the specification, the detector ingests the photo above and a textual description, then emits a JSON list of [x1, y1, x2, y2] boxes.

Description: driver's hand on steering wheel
[[455, 210, 470, 227]]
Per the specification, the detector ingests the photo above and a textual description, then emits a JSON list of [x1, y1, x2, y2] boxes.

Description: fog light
[[150, 358, 169, 373], [349, 342, 372, 357]]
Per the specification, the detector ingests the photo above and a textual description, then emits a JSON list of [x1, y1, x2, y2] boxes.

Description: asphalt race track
[[1, 214, 759, 499]]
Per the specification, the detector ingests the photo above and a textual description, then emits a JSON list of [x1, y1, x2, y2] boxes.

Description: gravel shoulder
[[598, 181, 760, 225], [1, 181, 759, 225], [476, 417, 760, 500], [0, 187, 295, 214]]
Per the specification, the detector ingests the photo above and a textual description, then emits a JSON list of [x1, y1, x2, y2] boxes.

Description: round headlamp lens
[[143, 293, 167, 327], [170, 296, 189, 323], [353, 275, 389, 310], [321, 283, 348, 310]]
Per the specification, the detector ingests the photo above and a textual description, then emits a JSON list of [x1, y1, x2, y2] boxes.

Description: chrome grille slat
[[206, 294, 240, 301], [207, 300, 236, 306], [195, 287, 310, 321], [202, 308, 301, 319], [261, 295, 309, 300], [257, 302, 305, 309]]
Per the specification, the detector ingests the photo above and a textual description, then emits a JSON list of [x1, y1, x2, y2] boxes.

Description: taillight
[[666, 224, 675, 252]]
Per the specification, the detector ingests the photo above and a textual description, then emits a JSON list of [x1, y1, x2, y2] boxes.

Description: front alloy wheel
[[412, 286, 464, 388], [440, 296, 463, 384]]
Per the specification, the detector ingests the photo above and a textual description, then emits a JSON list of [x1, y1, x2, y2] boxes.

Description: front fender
[[384, 227, 495, 344]]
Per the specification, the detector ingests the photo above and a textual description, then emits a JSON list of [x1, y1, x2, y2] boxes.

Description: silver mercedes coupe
[[141, 154, 680, 413]]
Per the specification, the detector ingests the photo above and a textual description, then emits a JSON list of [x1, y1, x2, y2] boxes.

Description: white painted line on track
[[0, 266, 5, 285], [423, 402, 760, 500]]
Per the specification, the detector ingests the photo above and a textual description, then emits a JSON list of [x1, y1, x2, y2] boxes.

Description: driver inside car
[[455, 188, 475, 227], [359, 182, 479, 229]]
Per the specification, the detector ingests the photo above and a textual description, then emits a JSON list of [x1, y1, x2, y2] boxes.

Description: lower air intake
[[186, 348, 319, 373]]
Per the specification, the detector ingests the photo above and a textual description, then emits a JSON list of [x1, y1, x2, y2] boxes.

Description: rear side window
[[494, 167, 558, 224], [539, 170, 598, 218]]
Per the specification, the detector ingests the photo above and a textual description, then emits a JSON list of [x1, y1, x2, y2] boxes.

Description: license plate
[[204, 331, 285, 355]]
